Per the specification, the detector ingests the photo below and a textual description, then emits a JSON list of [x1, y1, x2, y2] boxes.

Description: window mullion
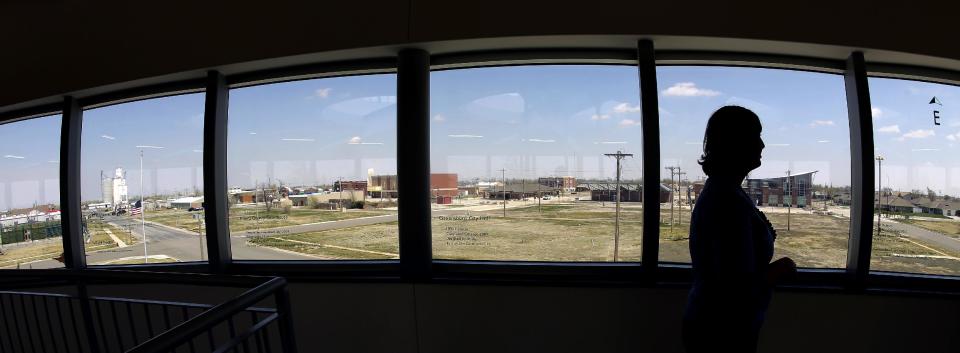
[[638, 39, 661, 278], [203, 71, 232, 272], [843, 52, 875, 288], [397, 49, 432, 281], [60, 96, 86, 269]]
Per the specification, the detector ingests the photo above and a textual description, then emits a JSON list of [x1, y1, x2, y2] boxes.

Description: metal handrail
[[127, 277, 291, 353], [0, 269, 297, 353]]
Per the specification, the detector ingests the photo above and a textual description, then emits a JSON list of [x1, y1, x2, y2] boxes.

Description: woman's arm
[[765, 257, 797, 284]]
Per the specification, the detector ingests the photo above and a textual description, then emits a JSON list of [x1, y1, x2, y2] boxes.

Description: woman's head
[[698, 106, 764, 178]]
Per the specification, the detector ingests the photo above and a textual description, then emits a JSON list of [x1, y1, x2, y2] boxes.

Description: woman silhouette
[[682, 106, 796, 352]]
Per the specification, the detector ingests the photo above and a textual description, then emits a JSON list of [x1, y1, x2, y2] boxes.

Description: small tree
[[279, 198, 293, 214]]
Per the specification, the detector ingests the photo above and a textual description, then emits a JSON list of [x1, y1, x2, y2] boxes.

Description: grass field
[[248, 222, 400, 259], [0, 218, 130, 268], [144, 207, 391, 233], [239, 202, 959, 274]]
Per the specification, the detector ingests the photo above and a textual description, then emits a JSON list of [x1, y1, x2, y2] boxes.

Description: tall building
[[101, 167, 129, 206]]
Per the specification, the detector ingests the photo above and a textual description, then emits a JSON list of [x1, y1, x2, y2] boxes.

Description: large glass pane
[[430, 65, 643, 261], [0, 115, 63, 269], [82, 94, 206, 264], [869, 77, 960, 276], [657, 66, 851, 268], [228, 74, 398, 260]]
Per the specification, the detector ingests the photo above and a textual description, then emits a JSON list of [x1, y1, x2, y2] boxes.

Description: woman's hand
[[765, 257, 797, 284]]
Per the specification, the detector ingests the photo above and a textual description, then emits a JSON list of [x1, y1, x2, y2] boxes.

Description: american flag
[[130, 200, 142, 216]]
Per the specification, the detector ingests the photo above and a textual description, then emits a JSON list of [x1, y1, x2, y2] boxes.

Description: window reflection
[[228, 74, 400, 260]]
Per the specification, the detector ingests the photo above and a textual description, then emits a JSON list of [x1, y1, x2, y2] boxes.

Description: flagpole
[[140, 149, 147, 263]]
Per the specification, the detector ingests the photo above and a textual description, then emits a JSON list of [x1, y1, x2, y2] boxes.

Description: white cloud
[[877, 125, 901, 134], [315, 88, 332, 98], [591, 114, 610, 121], [4, 155, 24, 159], [346, 137, 383, 145], [946, 131, 960, 141], [613, 102, 642, 113], [469, 92, 524, 113], [817, 140, 830, 143], [871, 107, 883, 119], [433, 114, 446, 123], [901, 129, 935, 139], [249, 132, 257, 135], [767, 143, 791, 147], [525, 138, 555, 143], [911, 148, 940, 152], [101, 135, 116, 140], [192, 149, 203, 153], [662, 82, 720, 97], [280, 138, 314, 142], [449, 134, 483, 138], [47, 160, 58, 163], [135, 145, 165, 149], [594, 141, 627, 145], [809, 120, 835, 127], [619, 119, 641, 127]]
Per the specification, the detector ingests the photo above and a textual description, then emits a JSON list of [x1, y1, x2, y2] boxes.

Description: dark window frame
[[0, 41, 953, 295]]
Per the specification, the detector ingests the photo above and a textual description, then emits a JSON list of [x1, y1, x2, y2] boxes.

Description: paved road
[[884, 220, 960, 254], [24, 215, 318, 269]]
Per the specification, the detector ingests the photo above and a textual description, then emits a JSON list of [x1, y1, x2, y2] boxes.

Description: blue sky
[[0, 115, 61, 210], [2, 66, 959, 210], [870, 77, 960, 195], [657, 66, 851, 185]]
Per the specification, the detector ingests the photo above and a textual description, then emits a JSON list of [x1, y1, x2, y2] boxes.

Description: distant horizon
[[3, 66, 959, 210]]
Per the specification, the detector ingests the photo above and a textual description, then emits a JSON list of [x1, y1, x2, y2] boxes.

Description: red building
[[430, 173, 459, 198], [334, 180, 367, 192]]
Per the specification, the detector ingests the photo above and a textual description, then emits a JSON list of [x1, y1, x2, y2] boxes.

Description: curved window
[[0, 114, 63, 269], [228, 74, 399, 260], [430, 65, 643, 261], [869, 77, 960, 276], [657, 66, 851, 268], [82, 94, 206, 265]]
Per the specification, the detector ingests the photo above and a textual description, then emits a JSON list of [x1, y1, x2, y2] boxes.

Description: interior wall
[[75, 282, 959, 353]]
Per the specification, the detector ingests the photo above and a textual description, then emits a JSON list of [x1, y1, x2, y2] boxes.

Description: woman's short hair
[[698, 106, 761, 177]]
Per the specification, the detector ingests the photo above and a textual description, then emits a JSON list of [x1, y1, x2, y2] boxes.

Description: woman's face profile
[[748, 127, 765, 171]]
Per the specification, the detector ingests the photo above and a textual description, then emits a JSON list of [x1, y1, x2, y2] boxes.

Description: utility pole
[[876, 155, 884, 236], [198, 210, 204, 260], [785, 169, 791, 231], [676, 169, 686, 227], [665, 166, 678, 233], [338, 176, 344, 212], [140, 149, 147, 263], [538, 182, 542, 213], [605, 151, 633, 262], [498, 169, 507, 217]]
